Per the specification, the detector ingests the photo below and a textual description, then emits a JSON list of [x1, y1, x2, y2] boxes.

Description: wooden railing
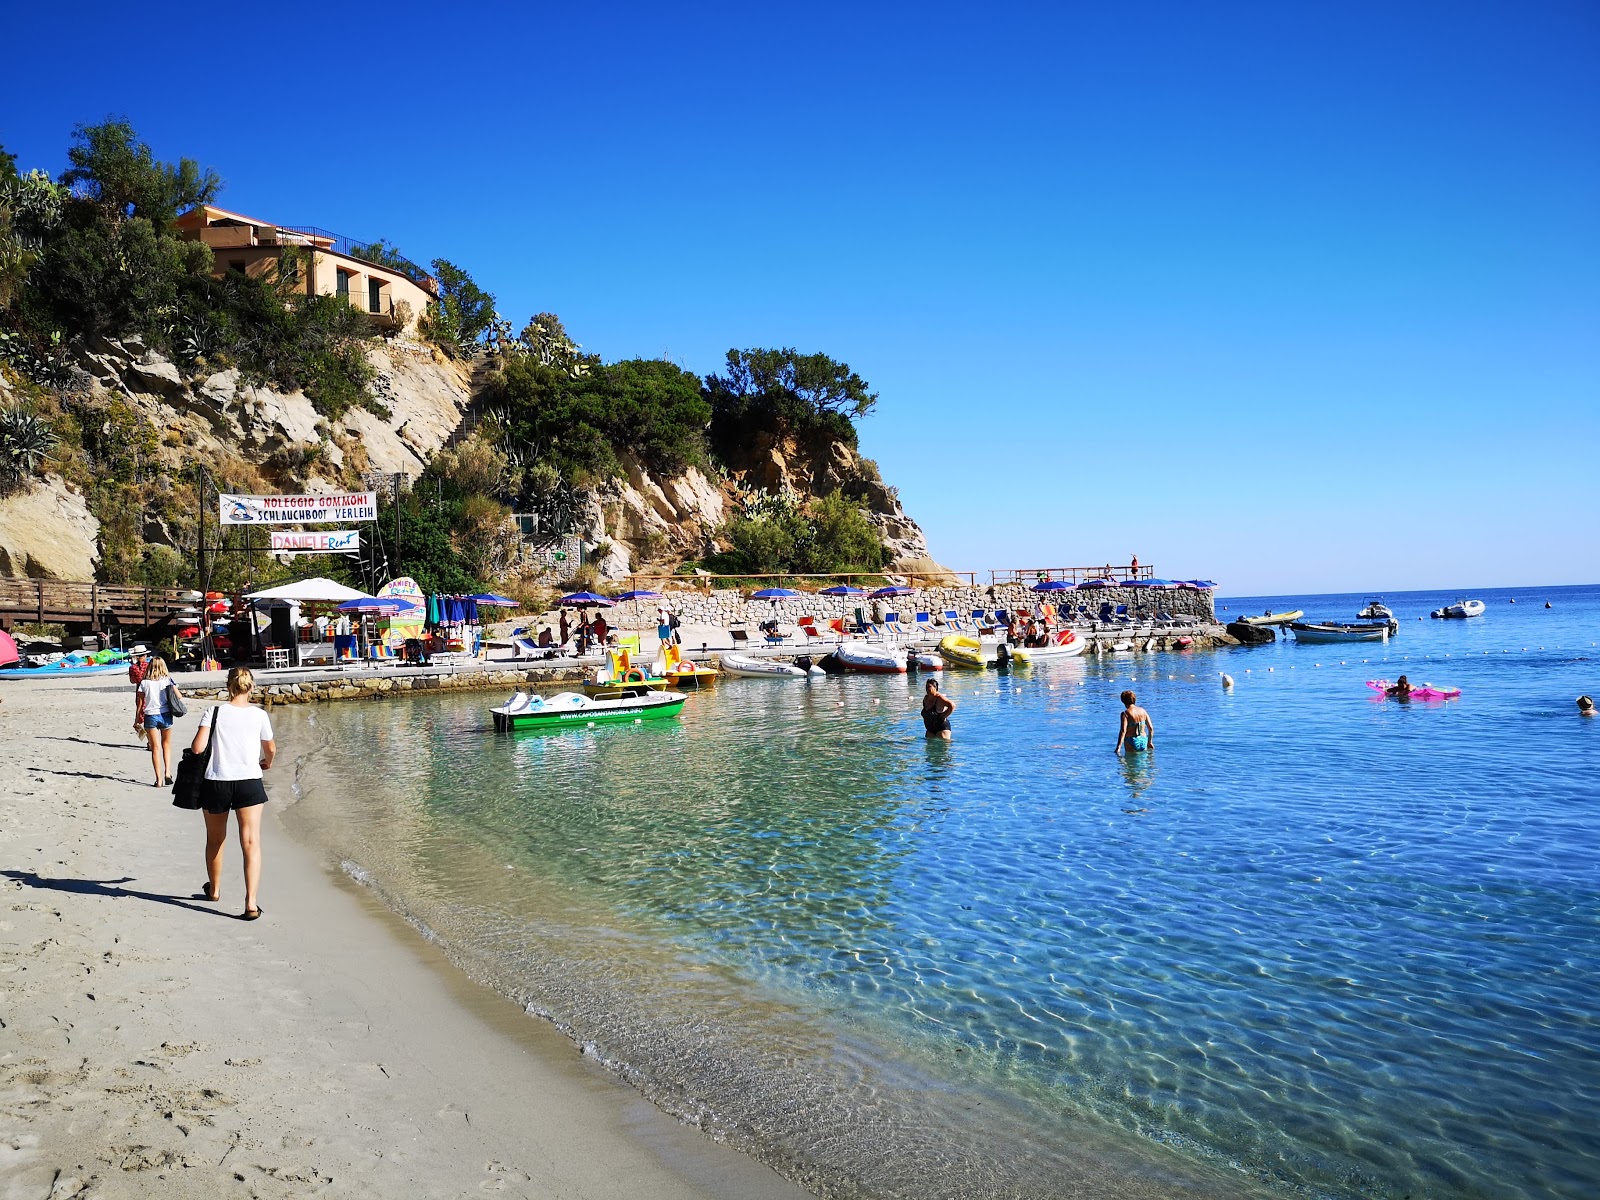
[[0, 579, 194, 631], [623, 569, 977, 596], [989, 565, 1153, 586]]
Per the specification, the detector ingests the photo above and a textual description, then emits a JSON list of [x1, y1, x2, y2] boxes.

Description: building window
[[336, 268, 352, 298], [368, 278, 383, 314]]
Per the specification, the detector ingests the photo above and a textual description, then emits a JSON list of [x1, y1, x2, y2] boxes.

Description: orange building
[[174, 204, 437, 334]]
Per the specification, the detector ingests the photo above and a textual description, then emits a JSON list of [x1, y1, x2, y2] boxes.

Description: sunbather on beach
[[1116, 690, 1154, 754]]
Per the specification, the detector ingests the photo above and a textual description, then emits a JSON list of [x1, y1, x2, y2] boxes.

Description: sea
[[275, 583, 1600, 1200]]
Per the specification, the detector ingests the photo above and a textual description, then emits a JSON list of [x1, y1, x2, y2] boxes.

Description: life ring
[[623, 668, 647, 683], [676, 658, 697, 673]]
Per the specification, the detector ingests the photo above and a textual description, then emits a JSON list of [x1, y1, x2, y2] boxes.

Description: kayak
[[718, 652, 807, 679], [0, 661, 129, 680], [1239, 610, 1303, 626], [834, 641, 906, 674], [1367, 680, 1461, 700], [492, 689, 687, 731], [938, 634, 989, 669]]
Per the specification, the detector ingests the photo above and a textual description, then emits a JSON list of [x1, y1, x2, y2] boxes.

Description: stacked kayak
[[492, 689, 686, 731], [0, 655, 129, 680], [718, 652, 807, 679]]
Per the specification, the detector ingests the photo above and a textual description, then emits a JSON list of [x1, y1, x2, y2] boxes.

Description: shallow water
[[279, 583, 1600, 1199]]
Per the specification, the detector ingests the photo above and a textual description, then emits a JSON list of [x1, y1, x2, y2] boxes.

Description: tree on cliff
[[703, 348, 877, 462], [60, 118, 220, 226], [424, 258, 496, 353]]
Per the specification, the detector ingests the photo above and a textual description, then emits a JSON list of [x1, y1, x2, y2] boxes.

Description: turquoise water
[[282, 583, 1600, 1199]]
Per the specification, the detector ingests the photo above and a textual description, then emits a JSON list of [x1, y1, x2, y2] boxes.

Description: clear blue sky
[[4, 1, 1596, 593]]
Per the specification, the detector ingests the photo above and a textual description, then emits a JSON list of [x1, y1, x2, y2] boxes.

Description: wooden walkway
[[0, 579, 193, 633]]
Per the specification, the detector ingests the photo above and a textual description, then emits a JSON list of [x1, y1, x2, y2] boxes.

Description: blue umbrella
[[869, 586, 913, 598], [1031, 579, 1073, 592], [1078, 578, 1114, 588], [819, 585, 866, 596], [613, 589, 662, 601], [469, 593, 520, 608], [559, 591, 615, 608], [337, 596, 405, 614], [751, 587, 803, 599]]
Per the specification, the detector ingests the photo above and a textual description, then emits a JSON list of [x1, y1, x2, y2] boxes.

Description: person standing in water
[[921, 679, 955, 740], [1579, 695, 1596, 717], [1115, 690, 1154, 754]]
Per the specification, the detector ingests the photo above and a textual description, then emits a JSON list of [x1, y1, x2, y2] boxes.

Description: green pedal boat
[[491, 688, 687, 731]]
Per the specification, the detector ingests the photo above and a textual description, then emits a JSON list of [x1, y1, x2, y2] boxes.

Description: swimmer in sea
[[1115, 690, 1154, 754], [921, 679, 955, 740], [1387, 675, 1413, 698], [1579, 695, 1596, 717]]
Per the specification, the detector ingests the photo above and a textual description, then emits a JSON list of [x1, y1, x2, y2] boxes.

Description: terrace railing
[[989, 564, 1153, 586], [623, 570, 976, 596]]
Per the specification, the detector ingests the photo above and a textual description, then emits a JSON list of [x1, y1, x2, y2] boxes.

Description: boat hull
[[493, 691, 686, 731], [937, 634, 988, 669], [1290, 622, 1389, 643], [718, 653, 806, 679], [582, 675, 669, 696], [1239, 610, 1303, 626], [835, 642, 906, 673]]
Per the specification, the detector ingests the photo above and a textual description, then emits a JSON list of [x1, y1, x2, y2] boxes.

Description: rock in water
[[1226, 621, 1275, 644]]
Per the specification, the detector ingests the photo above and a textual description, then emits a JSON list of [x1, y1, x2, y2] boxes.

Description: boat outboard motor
[[795, 655, 813, 672]]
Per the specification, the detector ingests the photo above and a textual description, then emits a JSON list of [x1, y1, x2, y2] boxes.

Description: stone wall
[[605, 583, 1215, 631], [178, 665, 585, 707]]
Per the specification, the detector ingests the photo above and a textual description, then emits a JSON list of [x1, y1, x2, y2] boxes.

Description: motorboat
[[1358, 599, 1394, 620], [834, 640, 907, 674], [718, 652, 807, 679], [1289, 621, 1390, 643], [491, 689, 687, 731], [1239, 610, 1303, 626], [1432, 599, 1485, 619], [937, 634, 989, 669], [1014, 630, 1087, 661], [583, 648, 668, 696]]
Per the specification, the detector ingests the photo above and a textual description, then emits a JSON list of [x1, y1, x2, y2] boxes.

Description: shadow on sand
[[2, 870, 225, 917]]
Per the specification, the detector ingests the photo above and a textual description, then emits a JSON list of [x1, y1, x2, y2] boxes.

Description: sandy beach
[[0, 676, 810, 1200]]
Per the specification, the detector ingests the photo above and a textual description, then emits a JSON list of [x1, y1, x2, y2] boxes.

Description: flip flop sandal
[[241, 907, 263, 921], [197, 883, 219, 902]]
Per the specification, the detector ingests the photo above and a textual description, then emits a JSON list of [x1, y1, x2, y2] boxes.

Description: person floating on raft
[[1386, 675, 1413, 698], [1367, 678, 1461, 701]]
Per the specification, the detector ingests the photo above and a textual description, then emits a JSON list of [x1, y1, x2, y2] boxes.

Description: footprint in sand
[[482, 1160, 533, 1190]]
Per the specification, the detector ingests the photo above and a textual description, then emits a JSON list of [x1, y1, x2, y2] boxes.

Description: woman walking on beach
[[190, 667, 275, 920], [1115, 690, 1154, 755], [135, 655, 176, 786]]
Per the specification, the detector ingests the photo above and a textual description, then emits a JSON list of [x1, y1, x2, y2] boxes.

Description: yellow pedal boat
[[938, 634, 989, 669]]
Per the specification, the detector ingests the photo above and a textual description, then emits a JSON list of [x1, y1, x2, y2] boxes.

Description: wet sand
[[0, 677, 810, 1199]]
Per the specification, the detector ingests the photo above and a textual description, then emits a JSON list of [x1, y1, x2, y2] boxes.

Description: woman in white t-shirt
[[190, 667, 275, 920], [134, 655, 176, 787]]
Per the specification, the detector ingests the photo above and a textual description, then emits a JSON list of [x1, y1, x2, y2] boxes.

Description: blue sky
[[4, 1, 1595, 593]]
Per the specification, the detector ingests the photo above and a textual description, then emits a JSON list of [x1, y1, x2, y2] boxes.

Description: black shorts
[[200, 777, 269, 814]]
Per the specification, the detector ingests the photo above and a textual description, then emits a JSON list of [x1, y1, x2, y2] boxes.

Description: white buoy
[[1221, 673, 1234, 689]]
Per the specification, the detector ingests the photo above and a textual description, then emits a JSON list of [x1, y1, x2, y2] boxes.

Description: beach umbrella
[[558, 591, 615, 608], [1031, 579, 1073, 592], [613, 589, 662, 601], [869, 586, 913, 598], [337, 596, 407, 615], [1078, 578, 1113, 588], [751, 587, 803, 600], [0, 629, 17, 668], [819, 585, 866, 596], [469, 593, 520, 608]]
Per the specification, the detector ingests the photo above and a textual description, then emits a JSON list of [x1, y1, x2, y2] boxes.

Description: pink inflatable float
[[1367, 680, 1461, 700]]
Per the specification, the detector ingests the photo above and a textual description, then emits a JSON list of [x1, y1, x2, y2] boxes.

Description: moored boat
[[1015, 630, 1087, 660], [1239, 610, 1303, 626], [1358, 599, 1394, 620], [718, 652, 807, 679], [654, 642, 719, 688], [582, 648, 668, 696], [1290, 621, 1390, 643], [1432, 599, 1485, 619], [491, 689, 687, 731], [834, 640, 907, 674], [937, 634, 989, 669]]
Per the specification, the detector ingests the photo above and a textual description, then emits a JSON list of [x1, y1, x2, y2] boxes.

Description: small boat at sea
[[1431, 599, 1485, 619], [1239, 610, 1303, 626], [1358, 599, 1394, 620], [938, 634, 989, 669], [835, 640, 907, 674], [718, 652, 807, 679], [1290, 621, 1390, 643], [491, 689, 687, 731]]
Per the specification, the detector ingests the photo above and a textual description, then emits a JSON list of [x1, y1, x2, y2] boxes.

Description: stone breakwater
[[178, 665, 585, 707], [608, 584, 1215, 630]]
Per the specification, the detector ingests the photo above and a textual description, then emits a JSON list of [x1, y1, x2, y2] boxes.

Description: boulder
[[0, 477, 100, 579], [127, 357, 184, 395], [1225, 621, 1275, 644]]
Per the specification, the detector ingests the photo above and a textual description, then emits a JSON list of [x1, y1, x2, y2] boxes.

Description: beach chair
[[914, 612, 935, 638], [970, 608, 991, 631], [798, 616, 826, 644], [944, 609, 965, 631], [994, 608, 1011, 627], [883, 613, 904, 641], [730, 625, 750, 650], [828, 617, 849, 639]]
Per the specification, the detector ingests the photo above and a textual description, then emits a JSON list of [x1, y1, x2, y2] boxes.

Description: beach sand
[[0, 677, 810, 1199]]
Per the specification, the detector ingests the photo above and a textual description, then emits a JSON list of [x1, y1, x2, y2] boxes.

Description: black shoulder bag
[[171, 708, 216, 810]]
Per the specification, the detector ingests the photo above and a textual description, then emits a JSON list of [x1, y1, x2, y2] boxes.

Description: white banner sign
[[268, 530, 361, 554], [219, 491, 377, 526]]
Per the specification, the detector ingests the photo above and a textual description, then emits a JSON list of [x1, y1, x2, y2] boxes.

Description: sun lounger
[[914, 612, 934, 637], [883, 613, 904, 641], [730, 626, 750, 650]]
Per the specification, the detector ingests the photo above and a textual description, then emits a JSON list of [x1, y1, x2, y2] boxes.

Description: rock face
[[1226, 620, 1276, 644], [0, 477, 101, 579]]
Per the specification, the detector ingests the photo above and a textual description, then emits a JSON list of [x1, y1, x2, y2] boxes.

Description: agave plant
[[0, 404, 58, 478]]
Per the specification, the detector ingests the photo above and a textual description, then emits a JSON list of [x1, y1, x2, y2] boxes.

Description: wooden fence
[[0, 579, 194, 632], [988, 565, 1154, 586]]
